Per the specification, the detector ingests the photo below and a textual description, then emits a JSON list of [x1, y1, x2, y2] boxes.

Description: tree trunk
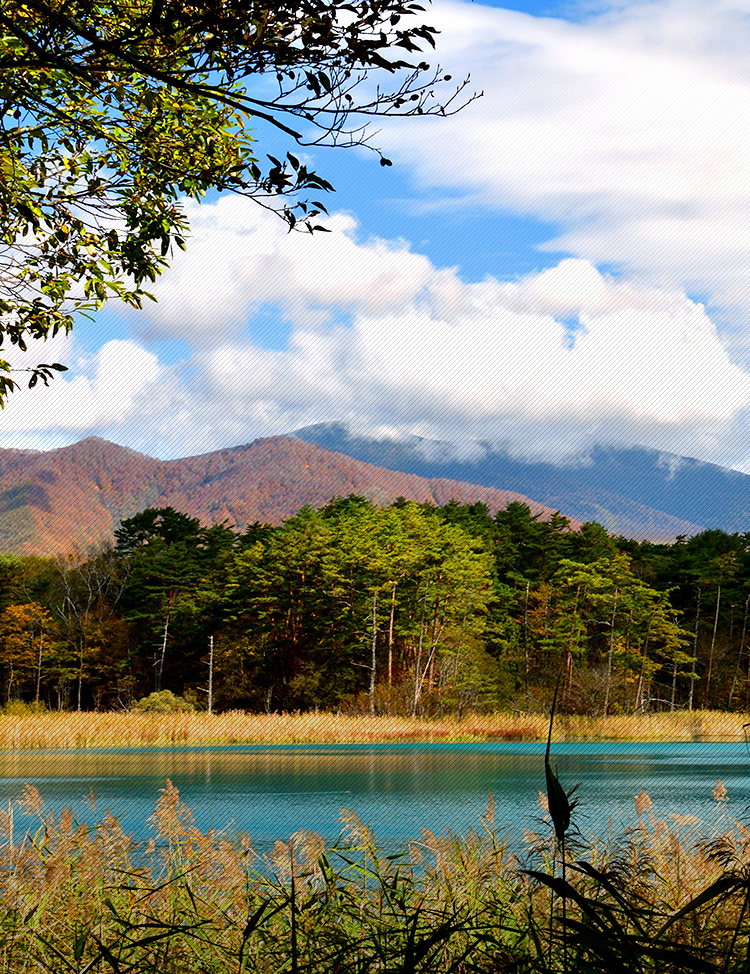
[[729, 596, 749, 710], [689, 589, 701, 711], [452, 609, 468, 683], [523, 580, 530, 712], [388, 583, 396, 686], [369, 590, 378, 716], [36, 631, 44, 704], [726, 602, 740, 709], [563, 649, 573, 709], [157, 612, 170, 692], [635, 618, 652, 714], [562, 585, 581, 708], [623, 609, 633, 704], [703, 584, 721, 708], [415, 640, 440, 716], [413, 604, 425, 717], [207, 634, 214, 715], [744, 594, 750, 710], [76, 638, 84, 711], [603, 588, 619, 716], [542, 584, 552, 686]]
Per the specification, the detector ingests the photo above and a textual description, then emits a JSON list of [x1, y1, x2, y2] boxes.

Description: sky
[[6, 0, 750, 471]]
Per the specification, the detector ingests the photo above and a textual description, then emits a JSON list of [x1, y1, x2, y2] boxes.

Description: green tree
[[323, 499, 398, 714], [548, 559, 610, 707], [226, 505, 342, 709], [546, 553, 690, 714], [116, 507, 234, 694], [375, 502, 493, 715], [323, 499, 494, 715], [0, 0, 466, 397], [0, 556, 27, 612], [223, 499, 494, 714], [677, 531, 748, 708], [493, 502, 547, 581]]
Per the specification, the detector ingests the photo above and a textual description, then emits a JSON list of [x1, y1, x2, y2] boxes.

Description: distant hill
[[0, 436, 578, 556], [291, 423, 723, 541]]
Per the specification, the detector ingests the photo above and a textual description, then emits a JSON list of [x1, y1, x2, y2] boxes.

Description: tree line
[[2, 497, 750, 714]]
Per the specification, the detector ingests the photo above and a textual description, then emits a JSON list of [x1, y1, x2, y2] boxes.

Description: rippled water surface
[[2, 740, 749, 852]]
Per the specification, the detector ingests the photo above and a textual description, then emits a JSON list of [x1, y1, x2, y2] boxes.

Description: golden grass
[[0, 778, 745, 973], [0, 707, 745, 750]]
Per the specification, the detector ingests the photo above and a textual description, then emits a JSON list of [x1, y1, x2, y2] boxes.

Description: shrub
[[130, 690, 195, 713], [2, 699, 46, 715]]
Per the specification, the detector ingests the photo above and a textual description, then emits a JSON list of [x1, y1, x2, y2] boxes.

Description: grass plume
[[0, 778, 746, 972]]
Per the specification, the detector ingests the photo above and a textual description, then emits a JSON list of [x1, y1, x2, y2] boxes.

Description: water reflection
[[0, 741, 747, 854]]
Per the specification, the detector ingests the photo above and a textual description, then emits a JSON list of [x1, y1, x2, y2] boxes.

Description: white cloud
[[6, 187, 750, 467], [202, 256, 749, 460], [376, 0, 750, 327], [86, 193, 750, 463], [131, 196, 441, 341], [0, 338, 160, 436]]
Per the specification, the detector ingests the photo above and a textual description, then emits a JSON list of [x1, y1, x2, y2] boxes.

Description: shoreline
[[0, 709, 746, 750]]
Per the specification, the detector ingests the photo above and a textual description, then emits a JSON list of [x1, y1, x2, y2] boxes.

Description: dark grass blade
[[570, 861, 652, 937], [658, 876, 742, 935]]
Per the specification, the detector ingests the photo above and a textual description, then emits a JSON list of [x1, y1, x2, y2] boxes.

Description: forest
[[0, 496, 748, 715]]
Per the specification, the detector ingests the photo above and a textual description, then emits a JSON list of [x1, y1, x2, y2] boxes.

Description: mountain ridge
[[0, 435, 580, 556], [291, 423, 738, 540]]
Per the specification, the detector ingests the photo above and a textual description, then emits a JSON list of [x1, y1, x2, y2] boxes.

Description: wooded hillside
[[0, 436, 572, 555], [2, 496, 748, 715]]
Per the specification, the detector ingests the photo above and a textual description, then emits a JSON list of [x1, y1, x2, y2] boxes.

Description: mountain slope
[[291, 423, 718, 541], [0, 436, 578, 556]]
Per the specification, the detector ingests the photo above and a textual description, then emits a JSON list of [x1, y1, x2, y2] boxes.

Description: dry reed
[[0, 779, 746, 972], [0, 708, 744, 751]]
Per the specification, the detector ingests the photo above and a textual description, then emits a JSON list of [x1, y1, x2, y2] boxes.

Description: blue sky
[[6, 0, 750, 472]]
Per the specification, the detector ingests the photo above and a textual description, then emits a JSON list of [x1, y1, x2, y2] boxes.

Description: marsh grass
[[0, 777, 749, 972], [0, 708, 744, 750]]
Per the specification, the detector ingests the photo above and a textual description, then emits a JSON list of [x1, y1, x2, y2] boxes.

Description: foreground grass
[[0, 779, 747, 973], [0, 708, 745, 750]]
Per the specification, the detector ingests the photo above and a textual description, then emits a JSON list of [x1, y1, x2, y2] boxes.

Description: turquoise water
[[1, 740, 748, 853]]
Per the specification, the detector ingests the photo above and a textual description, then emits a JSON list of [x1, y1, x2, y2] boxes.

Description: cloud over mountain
[[7, 0, 750, 468], [2, 196, 748, 466]]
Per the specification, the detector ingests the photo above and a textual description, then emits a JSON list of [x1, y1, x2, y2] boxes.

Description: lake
[[1, 741, 748, 854]]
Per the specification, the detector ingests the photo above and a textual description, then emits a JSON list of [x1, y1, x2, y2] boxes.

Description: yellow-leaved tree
[[0, 603, 58, 704]]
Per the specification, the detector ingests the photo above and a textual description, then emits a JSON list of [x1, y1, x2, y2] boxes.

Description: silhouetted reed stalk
[[526, 676, 579, 973]]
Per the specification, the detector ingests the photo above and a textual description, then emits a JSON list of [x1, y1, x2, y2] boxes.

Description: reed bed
[[0, 778, 747, 973], [0, 708, 745, 750]]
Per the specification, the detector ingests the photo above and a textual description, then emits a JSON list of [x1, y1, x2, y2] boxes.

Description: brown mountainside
[[0, 435, 579, 556]]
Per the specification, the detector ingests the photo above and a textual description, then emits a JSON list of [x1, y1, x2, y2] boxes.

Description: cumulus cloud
[[13, 0, 750, 473], [192, 260, 749, 460], [376, 0, 750, 328], [6, 184, 750, 467], [71, 194, 748, 464], [0, 338, 160, 442], [131, 196, 442, 341]]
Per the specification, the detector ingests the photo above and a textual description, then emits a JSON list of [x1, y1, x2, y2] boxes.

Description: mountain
[[0, 436, 579, 556], [290, 423, 732, 541]]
